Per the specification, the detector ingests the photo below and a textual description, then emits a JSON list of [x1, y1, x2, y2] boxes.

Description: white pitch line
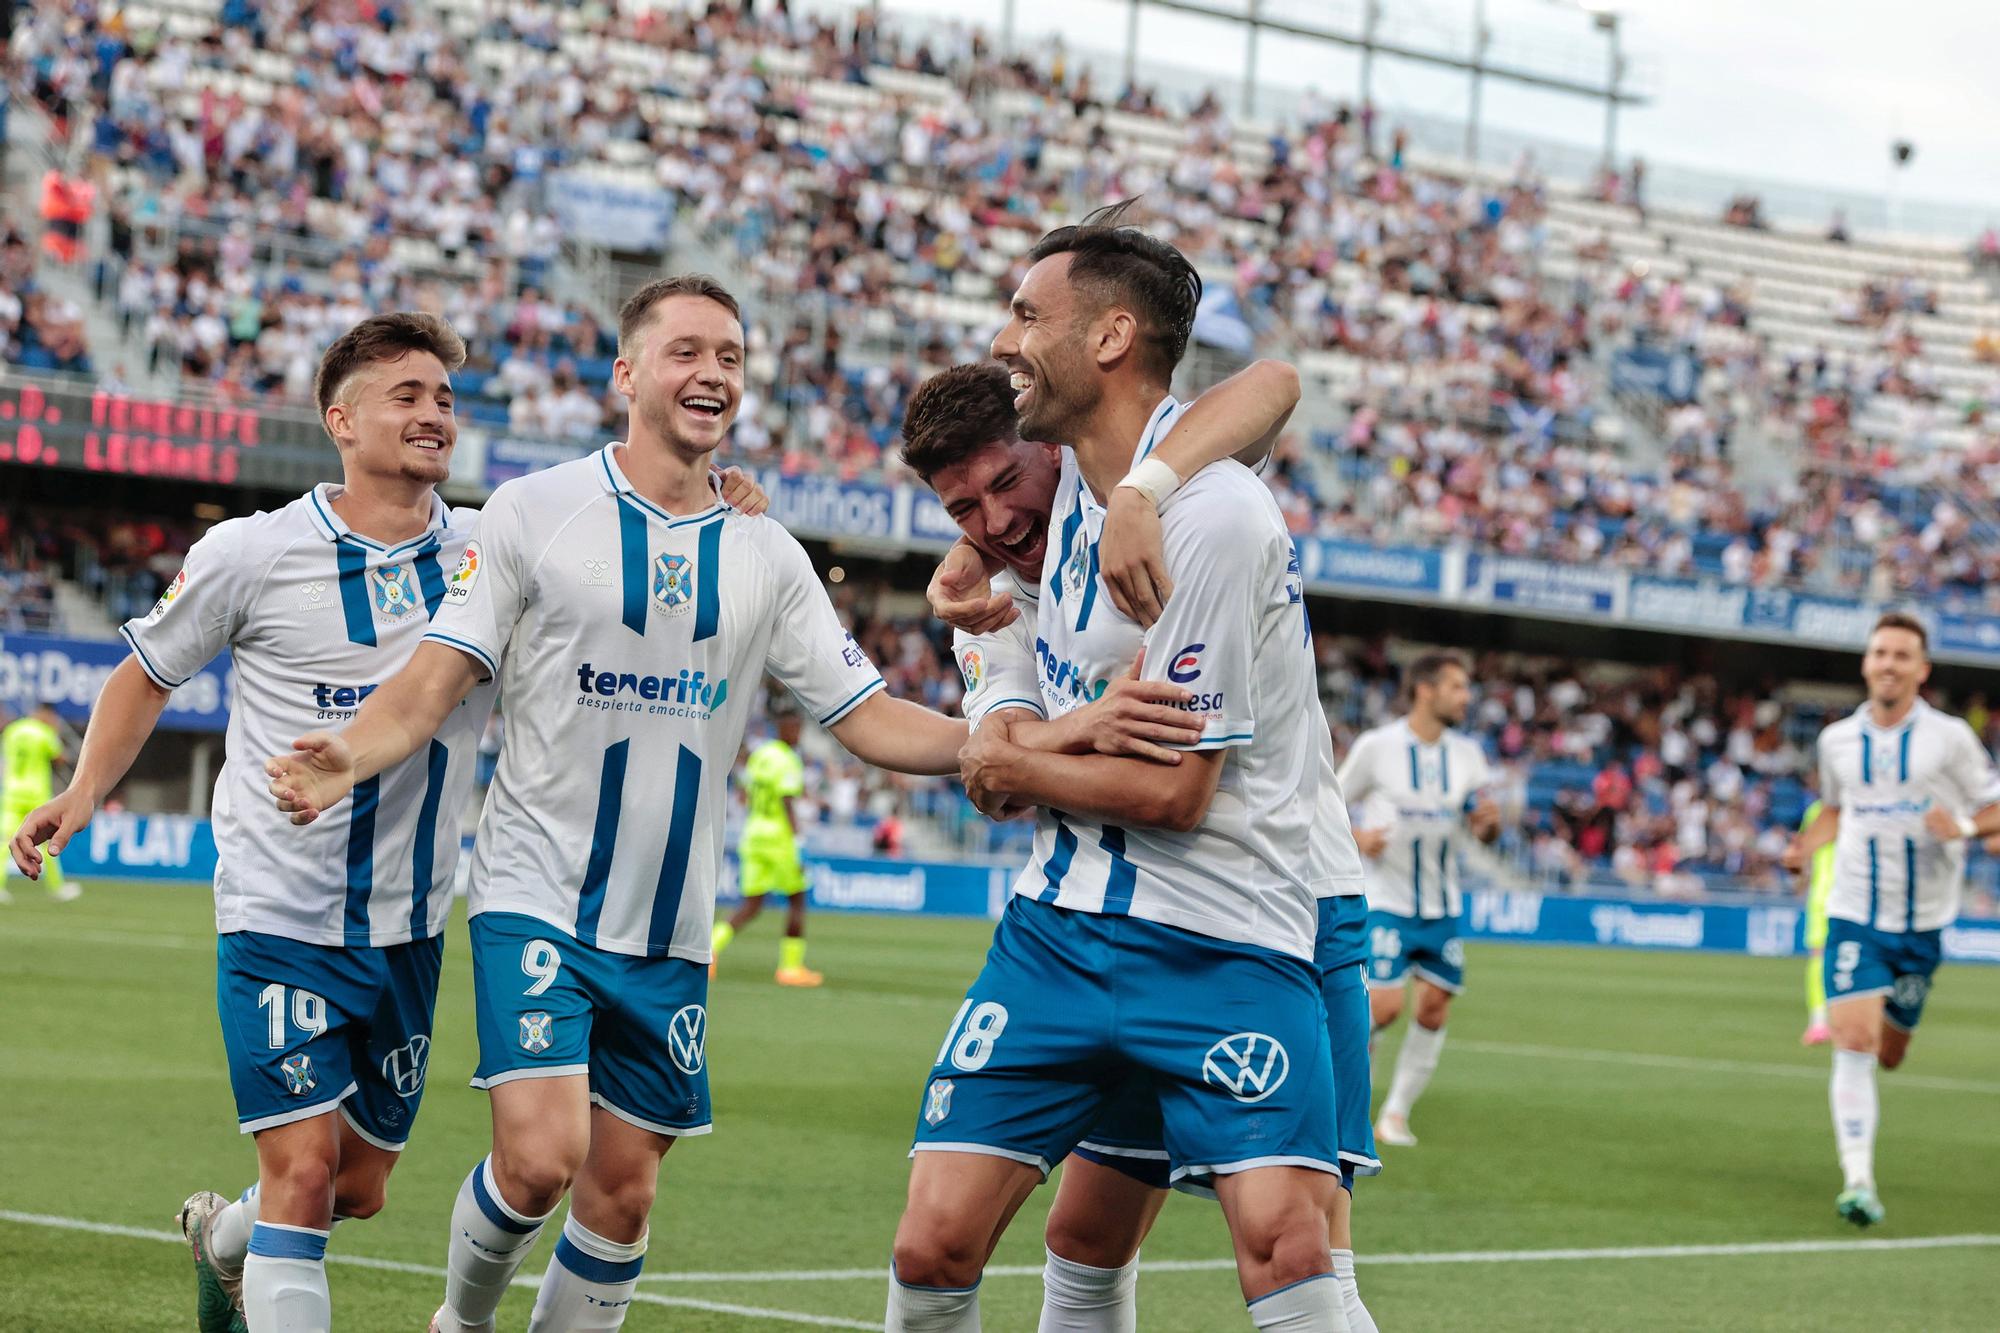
[[1452, 1039, 2000, 1095], [630, 1232, 2000, 1283], [0, 1210, 874, 1329]]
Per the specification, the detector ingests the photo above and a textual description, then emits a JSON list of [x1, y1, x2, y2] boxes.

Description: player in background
[[1338, 652, 1500, 1149], [887, 204, 1362, 1333], [710, 698, 821, 986], [263, 276, 997, 1333], [909, 360, 1382, 1332], [2, 701, 79, 903], [1797, 790, 1836, 1046], [11, 314, 504, 1333], [1783, 612, 2000, 1226]]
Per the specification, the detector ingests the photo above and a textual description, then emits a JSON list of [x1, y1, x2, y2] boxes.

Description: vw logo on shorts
[[668, 1004, 707, 1075], [380, 1034, 430, 1099], [1893, 973, 1931, 1012], [1201, 1032, 1290, 1104]]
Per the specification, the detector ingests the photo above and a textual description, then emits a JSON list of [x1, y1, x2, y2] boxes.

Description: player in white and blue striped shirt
[[9, 314, 497, 1333]]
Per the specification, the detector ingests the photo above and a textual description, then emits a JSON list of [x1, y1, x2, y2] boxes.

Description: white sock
[[1328, 1250, 1377, 1333], [1038, 1247, 1137, 1332], [1382, 1022, 1446, 1120], [1831, 1048, 1879, 1190], [886, 1268, 982, 1331], [1248, 1274, 1350, 1331], [442, 1157, 555, 1331], [242, 1222, 330, 1333], [210, 1183, 261, 1277], [527, 1215, 647, 1331]]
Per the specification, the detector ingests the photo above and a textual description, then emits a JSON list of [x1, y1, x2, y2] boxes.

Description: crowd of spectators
[[1, 505, 194, 630], [0, 220, 95, 376]]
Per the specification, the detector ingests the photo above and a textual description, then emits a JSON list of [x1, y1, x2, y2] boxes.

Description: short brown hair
[[900, 362, 1021, 482], [1027, 197, 1202, 380], [618, 274, 740, 358], [1406, 651, 1469, 695], [1870, 611, 1929, 657], [313, 312, 466, 435]]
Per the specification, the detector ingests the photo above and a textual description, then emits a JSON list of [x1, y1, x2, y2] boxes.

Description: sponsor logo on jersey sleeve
[[445, 542, 480, 602], [148, 568, 189, 621], [958, 647, 984, 693], [841, 632, 867, 668], [1167, 642, 1205, 683]]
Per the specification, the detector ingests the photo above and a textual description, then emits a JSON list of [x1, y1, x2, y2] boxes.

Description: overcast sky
[[834, 0, 2000, 232]]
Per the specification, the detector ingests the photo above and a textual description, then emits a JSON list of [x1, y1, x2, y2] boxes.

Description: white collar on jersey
[[303, 483, 449, 554], [1075, 394, 1184, 515], [1855, 697, 1929, 733], [595, 441, 730, 527]]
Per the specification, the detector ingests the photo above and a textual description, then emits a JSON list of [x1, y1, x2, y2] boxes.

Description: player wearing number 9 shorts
[[4, 315, 499, 1333]]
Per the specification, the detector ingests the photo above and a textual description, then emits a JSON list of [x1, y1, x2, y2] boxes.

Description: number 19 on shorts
[[934, 999, 1009, 1072]]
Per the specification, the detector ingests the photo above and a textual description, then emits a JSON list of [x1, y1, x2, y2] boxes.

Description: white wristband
[[1958, 815, 1979, 840], [1115, 457, 1182, 511]]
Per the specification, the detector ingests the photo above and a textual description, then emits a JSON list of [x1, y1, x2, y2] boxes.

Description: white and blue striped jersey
[[422, 443, 885, 961], [1818, 699, 2000, 932], [992, 397, 1358, 962], [120, 486, 496, 947], [956, 569, 1366, 905], [1336, 718, 1492, 920]]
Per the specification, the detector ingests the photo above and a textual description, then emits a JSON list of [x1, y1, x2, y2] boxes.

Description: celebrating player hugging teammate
[[10, 314, 498, 1333], [884, 202, 1373, 1333], [1338, 652, 1501, 1150], [1783, 611, 2000, 1227]]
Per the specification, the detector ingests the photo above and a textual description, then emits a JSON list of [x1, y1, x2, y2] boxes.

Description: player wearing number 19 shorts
[[8, 315, 496, 1333]]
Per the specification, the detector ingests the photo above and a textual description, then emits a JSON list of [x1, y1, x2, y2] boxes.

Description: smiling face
[[990, 252, 1104, 446], [1862, 625, 1930, 710], [616, 295, 745, 460], [927, 437, 1065, 582], [323, 349, 456, 486]]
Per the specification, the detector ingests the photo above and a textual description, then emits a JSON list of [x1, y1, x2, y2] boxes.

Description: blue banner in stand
[[546, 173, 675, 252], [718, 851, 1014, 920], [1298, 539, 1444, 595], [61, 812, 219, 880], [1931, 612, 2000, 661], [752, 469, 901, 542], [1609, 343, 1699, 403], [0, 631, 231, 732], [1464, 554, 1622, 617], [484, 435, 599, 488]]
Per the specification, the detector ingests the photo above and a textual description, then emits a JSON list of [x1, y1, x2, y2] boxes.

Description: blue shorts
[[1824, 918, 1943, 1032], [215, 931, 443, 1146], [468, 912, 711, 1137], [1078, 894, 1380, 1192], [1366, 910, 1464, 993], [913, 896, 1338, 1187]]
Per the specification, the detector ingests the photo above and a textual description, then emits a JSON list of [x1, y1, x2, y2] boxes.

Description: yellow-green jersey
[[2, 716, 63, 806], [741, 738, 804, 852], [1802, 799, 1835, 948]]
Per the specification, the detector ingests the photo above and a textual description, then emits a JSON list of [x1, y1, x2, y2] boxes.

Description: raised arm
[[267, 642, 481, 824], [1100, 359, 1302, 626], [8, 658, 170, 876]]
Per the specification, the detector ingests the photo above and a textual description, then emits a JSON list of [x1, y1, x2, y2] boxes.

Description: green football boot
[[1836, 1186, 1885, 1228], [178, 1191, 248, 1333]]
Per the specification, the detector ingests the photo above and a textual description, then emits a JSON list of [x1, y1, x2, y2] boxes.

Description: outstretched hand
[[8, 789, 95, 879], [266, 732, 361, 826]]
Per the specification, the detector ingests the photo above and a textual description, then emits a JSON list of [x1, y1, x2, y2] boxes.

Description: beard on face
[[1015, 334, 1099, 445], [638, 389, 725, 457]]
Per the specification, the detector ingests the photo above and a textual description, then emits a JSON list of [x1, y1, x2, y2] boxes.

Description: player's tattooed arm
[[927, 538, 1014, 633], [960, 713, 1226, 832], [1100, 358, 1301, 627], [7, 658, 171, 878], [267, 641, 482, 825]]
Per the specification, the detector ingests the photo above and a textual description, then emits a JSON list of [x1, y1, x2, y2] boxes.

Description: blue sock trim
[[1248, 1272, 1336, 1307], [891, 1264, 981, 1297], [554, 1234, 646, 1285], [247, 1223, 328, 1262], [469, 1159, 539, 1236]]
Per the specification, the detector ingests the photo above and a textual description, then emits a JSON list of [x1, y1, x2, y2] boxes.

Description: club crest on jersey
[[371, 564, 417, 619], [380, 1034, 430, 1099], [280, 1054, 317, 1097], [149, 568, 188, 621], [668, 1004, 706, 1074], [445, 543, 480, 603], [654, 553, 694, 614], [1201, 1032, 1289, 1104], [924, 1078, 954, 1126], [1062, 542, 1091, 601], [519, 1011, 554, 1054], [958, 647, 984, 693]]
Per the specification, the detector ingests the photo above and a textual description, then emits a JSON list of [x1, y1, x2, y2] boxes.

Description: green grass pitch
[[1, 881, 1995, 1330]]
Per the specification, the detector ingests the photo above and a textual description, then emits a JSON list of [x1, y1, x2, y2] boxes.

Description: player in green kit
[[1799, 798, 1835, 1046], [711, 700, 821, 985], [2, 702, 79, 904]]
